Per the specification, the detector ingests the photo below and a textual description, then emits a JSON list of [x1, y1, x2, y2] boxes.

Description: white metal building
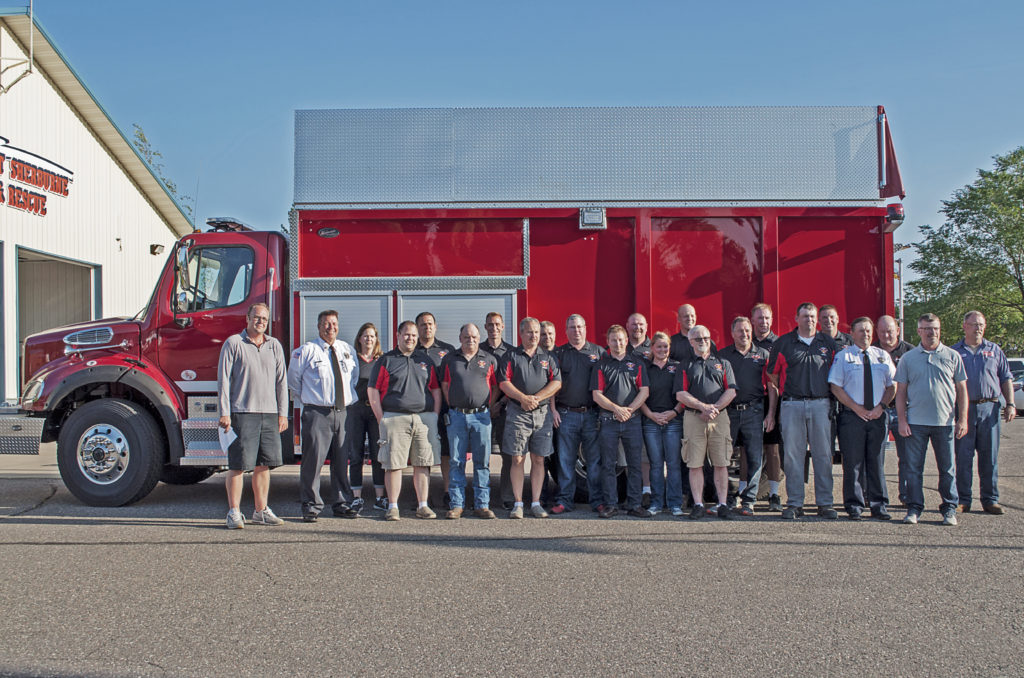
[[0, 10, 192, 401]]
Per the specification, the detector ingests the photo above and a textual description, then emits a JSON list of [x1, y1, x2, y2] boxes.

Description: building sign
[[0, 135, 74, 217]]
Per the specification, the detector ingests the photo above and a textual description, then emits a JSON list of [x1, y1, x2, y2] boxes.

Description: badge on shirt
[[982, 350, 994, 358], [476, 359, 487, 368], [589, 353, 599, 362], [418, 362, 429, 371], [626, 362, 635, 371], [438, 350, 449, 358], [818, 347, 830, 357], [714, 362, 723, 371], [667, 365, 676, 373]]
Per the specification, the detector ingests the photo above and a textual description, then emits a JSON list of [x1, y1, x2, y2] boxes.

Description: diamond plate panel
[[294, 106, 881, 206], [0, 414, 43, 455]]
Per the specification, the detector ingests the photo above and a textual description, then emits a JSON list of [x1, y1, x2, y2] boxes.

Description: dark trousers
[[837, 409, 887, 510], [345, 403, 384, 490], [598, 413, 643, 509], [299, 406, 353, 515]]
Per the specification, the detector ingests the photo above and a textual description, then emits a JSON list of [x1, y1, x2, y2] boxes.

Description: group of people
[[216, 300, 1014, 528]]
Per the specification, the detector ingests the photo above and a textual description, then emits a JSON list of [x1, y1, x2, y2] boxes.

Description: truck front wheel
[[56, 399, 165, 506]]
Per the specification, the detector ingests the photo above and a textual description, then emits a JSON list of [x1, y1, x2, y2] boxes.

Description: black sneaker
[[333, 503, 358, 519], [717, 504, 733, 520], [351, 498, 365, 514], [847, 507, 863, 520], [628, 507, 653, 518], [768, 495, 783, 512], [641, 492, 652, 509], [689, 504, 707, 520], [781, 506, 804, 520], [374, 496, 388, 511], [817, 506, 839, 520], [871, 505, 892, 521]]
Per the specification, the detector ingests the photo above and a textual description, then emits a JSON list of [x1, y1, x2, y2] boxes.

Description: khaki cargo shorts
[[682, 410, 732, 468], [378, 411, 441, 470]]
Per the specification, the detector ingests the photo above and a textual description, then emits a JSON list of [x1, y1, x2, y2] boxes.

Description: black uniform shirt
[[674, 354, 736, 405], [554, 341, 605, 408], [873, 339, 914, 366], [753, 331, 778, 352], [370, 349, 439, 414], [719, 344, 769, 404], [591, 353, 648, 407], [354, 354, 377, 403], [498, 347, 561, 403], [645, 359, 681, 412], [670, 333, 719, 363], [766, 330, 838, 399], [832, 331, 853, 349], [442, 350, 498, 410], [418, 339, 457, 368], [481, 339, 514, 361], [627, 337, 654, 362]]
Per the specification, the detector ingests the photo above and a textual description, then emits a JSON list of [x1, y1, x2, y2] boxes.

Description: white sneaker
[[252, 507, 284, 526], [670, 507, 685, 517], [226, 509, 245, 529]]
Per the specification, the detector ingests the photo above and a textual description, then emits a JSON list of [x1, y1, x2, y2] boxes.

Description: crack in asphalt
[[0, 482, 59, 519]]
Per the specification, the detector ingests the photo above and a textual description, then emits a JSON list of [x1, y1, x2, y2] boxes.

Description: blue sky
[[17, 0, 1024, 253]]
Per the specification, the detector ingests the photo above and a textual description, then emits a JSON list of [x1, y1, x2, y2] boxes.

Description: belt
[[971, 397, 1000, 404], [306, 404, 346, 413], [558, 405, 592, 413], [781, 396, 827, 402], [729, 401, 762, 411], [452, 406, 488, 414], [685, 407, 705, 414]]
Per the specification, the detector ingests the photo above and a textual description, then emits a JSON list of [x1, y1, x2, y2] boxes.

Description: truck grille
[[63, 327, 114, 346]]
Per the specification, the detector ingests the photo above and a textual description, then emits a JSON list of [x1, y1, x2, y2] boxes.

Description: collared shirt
[[217, 330, 288, 417], [498, 347, 561, 402], [753, 331, 778, 351], [952, 338, 1012, 401], [369, 349, 439, 414], [442, 350, 498, 409], [827, 345, 896, 407], [832, 331, 853, 349], [670, 333, 718, 363], [481, 339, 514, 361], [554, 341, 605, 408], [767, 330, 838, 398], [873, 339, 914, 366], [674, 353, 735, 405], [628, 337, 653, 362], [287, 338, 357, 408], [418, 339, 457, 368], [644, 359, 681, 412], [894, 343, 967, 426], [718, 344, 769, 404], [591, 353, 648, 407]]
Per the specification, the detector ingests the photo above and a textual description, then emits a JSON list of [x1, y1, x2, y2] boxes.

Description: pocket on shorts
[[376, 437, 390, 464]]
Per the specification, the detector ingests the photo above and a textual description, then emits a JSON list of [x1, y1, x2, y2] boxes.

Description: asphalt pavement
[[1, 434, 1022, 677]]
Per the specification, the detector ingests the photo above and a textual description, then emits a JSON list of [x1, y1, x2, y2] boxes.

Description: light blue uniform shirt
[[827, 345, 896, 407], [287, 338, 358, 408]]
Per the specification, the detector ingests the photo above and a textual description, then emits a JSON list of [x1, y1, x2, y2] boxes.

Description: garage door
[[398, 292, 516, 347]]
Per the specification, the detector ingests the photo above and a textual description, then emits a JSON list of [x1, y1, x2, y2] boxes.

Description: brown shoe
[[956, 505, 969, 513], [474, 508, 497, 519], [415, 506, 437, 519], [446, 507, 463, 519], [983, 503, 1005, 515]]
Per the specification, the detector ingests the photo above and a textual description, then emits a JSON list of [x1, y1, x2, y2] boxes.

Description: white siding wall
[[0, 24, 178, 399]]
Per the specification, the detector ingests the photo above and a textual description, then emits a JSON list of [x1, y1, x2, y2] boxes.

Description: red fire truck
[[2, 106, 905, 506]]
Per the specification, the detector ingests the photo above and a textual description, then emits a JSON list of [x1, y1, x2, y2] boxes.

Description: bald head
[[876, 315, 899, 350], [677, 304, 697, 333]]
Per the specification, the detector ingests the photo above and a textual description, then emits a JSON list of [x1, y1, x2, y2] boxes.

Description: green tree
[[905, 146, 1024, 353], [131, 123, 193, 219]]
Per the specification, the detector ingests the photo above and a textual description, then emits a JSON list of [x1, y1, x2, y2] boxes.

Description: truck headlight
[[21, 378, 44, 406]]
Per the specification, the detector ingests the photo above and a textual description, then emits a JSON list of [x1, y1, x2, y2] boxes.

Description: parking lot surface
[[1, 433, 1022, 677]]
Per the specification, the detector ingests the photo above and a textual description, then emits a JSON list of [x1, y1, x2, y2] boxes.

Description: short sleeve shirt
[[442, 350, 498, 410], [718, 344, 769, 404], [894, 344, 967, 426], [674, 354, 736, 405], [767, 330, 838, 398], [827, 345, 896, 407], [628, 338, 653, 362], [644, 359, 681, 412], [369, 349, 439, 414], [498, 347, 561, 403], [873, 339, 914, 366], [554, 341, 605, 408], [951, 339, 1012, 401], [591, 354, 648, 407], [753, 332, 778, 352]]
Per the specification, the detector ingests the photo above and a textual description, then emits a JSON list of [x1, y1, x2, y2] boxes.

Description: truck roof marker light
[[885, 203, 905, 227], [579, 207, 607, 230]]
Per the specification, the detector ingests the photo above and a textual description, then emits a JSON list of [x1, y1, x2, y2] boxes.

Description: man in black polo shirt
[[767, 302, 840, 520], [751, 302, 783, 510], [675, 325, 737, 519], [498, 317, 562, 519], [670, 304, 718, 362], [416, 311, 457, 508], [441, 323, 498, 519], [875, 314, 915, 505], [720, 316, 777, 516], [820, 305, 853, 348], [550, 313, 605, 514], [591, 324, 651, 518], [368, 321, 442, 522], [482, 311, 516, 510], [626, 312, 653, 361]]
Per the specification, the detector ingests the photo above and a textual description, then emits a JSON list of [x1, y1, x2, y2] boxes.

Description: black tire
[[160, 466, 214, 485], [56, 399, 165, 506]]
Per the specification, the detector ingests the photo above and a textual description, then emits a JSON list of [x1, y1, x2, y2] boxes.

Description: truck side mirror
[[176, 292, 189, 314], [176, 243, 191, 292]]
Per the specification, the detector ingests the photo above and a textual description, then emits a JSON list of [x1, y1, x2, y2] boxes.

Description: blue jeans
[[955, 401, 1000, 507], [903, 423, 959, 514], [779, 398, 833, 508], [642, 417, 683, 510], [728, 402, 765, 506], [447, 410, 492, 510], [597, 414, 643, 509], [554, 408, 599, 509]]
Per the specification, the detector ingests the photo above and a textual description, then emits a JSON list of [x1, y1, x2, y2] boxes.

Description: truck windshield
[[181, 246, 255, 312]]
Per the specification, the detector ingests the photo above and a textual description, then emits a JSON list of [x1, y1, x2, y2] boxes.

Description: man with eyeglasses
[[218, 303, 289, 529], [894, 313, 968, 525], [767, 302, 840, 520], [951, 311, 1014, 515]]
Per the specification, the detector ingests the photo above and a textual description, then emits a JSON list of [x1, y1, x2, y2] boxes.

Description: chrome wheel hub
[[76, 425, 130, 485]]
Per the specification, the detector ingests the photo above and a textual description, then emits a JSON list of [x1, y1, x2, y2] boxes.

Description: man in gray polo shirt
[[218, 302, 289, 529], [894, 313, 968, 525]]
